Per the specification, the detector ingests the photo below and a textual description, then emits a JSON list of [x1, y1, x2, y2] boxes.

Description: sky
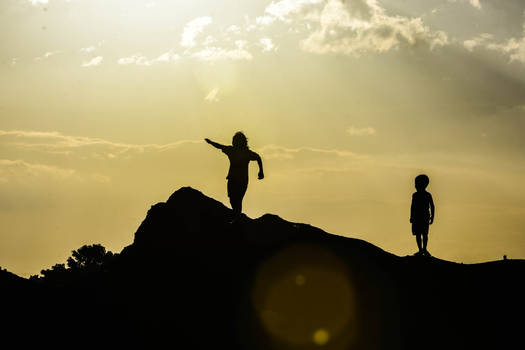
[[1, 0, 525, 277]]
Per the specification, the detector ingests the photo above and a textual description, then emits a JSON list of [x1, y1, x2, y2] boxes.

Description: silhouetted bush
[[66, 244, 115, 271], [40, 263, 66, 281], [40, 244, 117, 283]]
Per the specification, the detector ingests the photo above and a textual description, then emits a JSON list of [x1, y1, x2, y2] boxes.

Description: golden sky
[[1, 0, 525, 276]]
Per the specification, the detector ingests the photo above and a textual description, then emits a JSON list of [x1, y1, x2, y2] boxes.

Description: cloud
[[117, 54, 151, 66], [0, 129, 371, 171], [0, 159, 113, 185], [469, 0, 482, 10], [0, 159, 75, 184], [181, 16, 213, 48], [204, 88, 220, 102], [448, 0, 483, 9], [463, 33, 493, 51], [501, 38, 525, 63], [265, 0, 323, 22], [0, 129, 364, 162], [256, 15, 277, 26], [192, 40, 253, 61], [82, 56, 103, 67], [79, 46, 96, 53], [488, 22, 525, 64], [34, 51, 61, 61], [79, 41, 103, 54], [152, 51, 180, 63], [260, 144, 366, 160], [178, 17, 252, 62], [299, 0, 448, 56], [202, 35, 216, 46], [0, 130, 62, 138], [28, 0, 48, 4], [178, 18, 253, 61], [347, 126, 376, 136], [145, 1, 156, 9], [259, 37, 277, 52], [463, 21, 525, 64], [118, 51, 180, 66], [226, 25, 242, 34], [0, 130, 202, 158]]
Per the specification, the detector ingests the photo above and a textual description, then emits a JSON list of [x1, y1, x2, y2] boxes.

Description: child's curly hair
[[232, 131, 248, 149]]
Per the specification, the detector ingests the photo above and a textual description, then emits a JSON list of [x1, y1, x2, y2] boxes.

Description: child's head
[[232, 131, 248, 149], [415, 174, 429, 191]]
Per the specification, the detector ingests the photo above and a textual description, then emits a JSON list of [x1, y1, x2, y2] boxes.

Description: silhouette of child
[[410, 174, 435, 256], [205, 132, 264, 222]]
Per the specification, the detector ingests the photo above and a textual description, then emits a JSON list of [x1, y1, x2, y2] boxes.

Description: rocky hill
[[1, 187, 523, 349]]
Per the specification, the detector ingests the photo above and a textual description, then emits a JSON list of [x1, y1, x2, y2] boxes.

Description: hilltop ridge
[[1, 186, 524, 349]]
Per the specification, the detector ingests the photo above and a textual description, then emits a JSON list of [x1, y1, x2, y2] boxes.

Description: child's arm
[[251, 152, 264, 179], [410, 194, 415, 223], [205, 138, 227, 151], [429, 194, 435, 224]]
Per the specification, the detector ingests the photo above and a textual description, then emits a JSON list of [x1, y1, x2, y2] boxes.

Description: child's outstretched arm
[[429, 194, 435, 224], [205, 138, 227, 151]]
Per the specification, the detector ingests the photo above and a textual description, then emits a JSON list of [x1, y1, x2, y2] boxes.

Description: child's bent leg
[[227, 178, 248, 218]]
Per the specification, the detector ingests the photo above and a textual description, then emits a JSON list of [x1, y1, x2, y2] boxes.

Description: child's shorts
[[412, 222, 429, 236]]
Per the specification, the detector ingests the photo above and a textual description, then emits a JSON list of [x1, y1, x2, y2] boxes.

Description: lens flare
[[253, 244, 357, 348], [295, 274, 306, 286], [313, 328, 330, 346]]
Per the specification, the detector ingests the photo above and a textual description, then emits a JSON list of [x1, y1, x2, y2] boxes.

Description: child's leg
[[230, 196, 242, 216], [227, 178, 248, 222], [416, 234, 423, 252], [422, 234, 428, 251]]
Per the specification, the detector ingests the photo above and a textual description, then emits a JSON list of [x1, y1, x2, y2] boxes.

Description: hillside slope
[[1, 187, 523, 349]]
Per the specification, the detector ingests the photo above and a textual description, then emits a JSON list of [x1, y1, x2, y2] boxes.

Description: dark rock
[[1, 186, 524, 349]]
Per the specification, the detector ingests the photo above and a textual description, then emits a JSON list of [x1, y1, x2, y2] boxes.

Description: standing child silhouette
[[410, 174, 435, 256], [205, 132, 264, 222]]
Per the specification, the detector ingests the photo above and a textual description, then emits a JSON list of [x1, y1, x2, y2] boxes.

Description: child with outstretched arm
[[205, 132, 264, 223]]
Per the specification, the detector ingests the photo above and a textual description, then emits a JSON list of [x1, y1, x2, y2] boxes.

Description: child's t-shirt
[[411, 191, 433, 224], [222, 146, 259, 180]]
